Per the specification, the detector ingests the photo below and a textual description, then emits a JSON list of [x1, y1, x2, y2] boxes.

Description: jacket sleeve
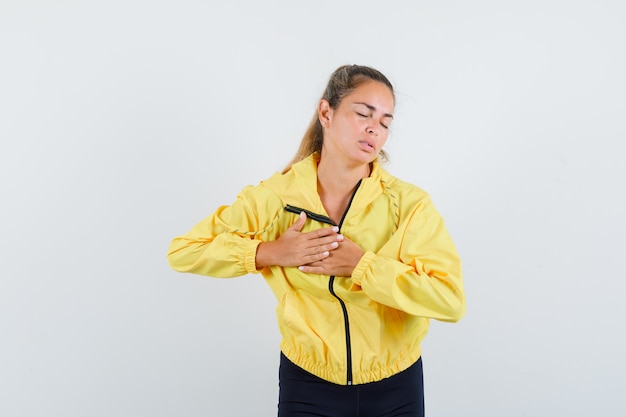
[[350, 198, 465, 322], [167, 186, 277, 278]]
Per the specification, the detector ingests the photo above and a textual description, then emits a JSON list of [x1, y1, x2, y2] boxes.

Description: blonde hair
[[283, 65, 395, 172]]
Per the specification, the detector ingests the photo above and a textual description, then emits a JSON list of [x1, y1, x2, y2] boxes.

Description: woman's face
[[320, 80, 394, 166]]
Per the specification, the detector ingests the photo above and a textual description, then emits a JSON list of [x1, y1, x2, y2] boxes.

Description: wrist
[[255, 241, 274, 269], [351, 251, 375, 285]]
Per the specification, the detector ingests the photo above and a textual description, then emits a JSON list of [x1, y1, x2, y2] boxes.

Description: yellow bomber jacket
[[167, 154, 465, 385]]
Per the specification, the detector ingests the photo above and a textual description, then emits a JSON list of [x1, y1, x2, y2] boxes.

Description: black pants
[[278, 353, 424, 417]]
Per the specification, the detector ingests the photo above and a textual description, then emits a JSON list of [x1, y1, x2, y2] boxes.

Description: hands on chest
[[255, 211, 364, 277]]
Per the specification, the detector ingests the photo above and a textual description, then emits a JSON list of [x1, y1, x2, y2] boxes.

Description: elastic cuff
[[244, 239, 263, 274], [351, 251, 376, 286]]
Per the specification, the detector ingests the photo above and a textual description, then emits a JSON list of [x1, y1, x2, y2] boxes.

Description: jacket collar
[[263, 154, 387, 215]]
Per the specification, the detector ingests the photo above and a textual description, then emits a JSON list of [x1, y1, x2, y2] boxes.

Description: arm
[[255, 212, 341, 269], [167, 187, 267, 278], [167, 187, 342, 277], [351, 201, 465, 322]]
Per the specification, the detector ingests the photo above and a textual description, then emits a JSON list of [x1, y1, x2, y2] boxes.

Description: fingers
[[298, 237, 341, 264], [303, 226, 341, 243], [298, 235, 363, 277], [297, 242, 334, 270], [304, 250, 331, 264], [311, 239, 339, 252], [302, 234, 342, 259], [288, 211, 342, 241], [298, 261, 334, 275], [287, 211, 307, 232]]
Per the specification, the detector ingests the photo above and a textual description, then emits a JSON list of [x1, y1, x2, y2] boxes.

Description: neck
[[316, 154, 371, 198]]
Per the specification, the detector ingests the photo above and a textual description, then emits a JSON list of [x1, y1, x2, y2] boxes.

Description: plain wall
[[1, 1, 625, 416]]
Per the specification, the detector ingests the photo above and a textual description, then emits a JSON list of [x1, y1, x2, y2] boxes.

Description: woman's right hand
[[255, 212, 342, 269]]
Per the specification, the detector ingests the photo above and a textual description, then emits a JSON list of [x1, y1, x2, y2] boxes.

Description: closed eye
[[355, 107, 391, 129]]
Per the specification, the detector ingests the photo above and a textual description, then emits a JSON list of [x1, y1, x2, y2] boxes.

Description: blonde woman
[[168, 65, 465, 417]]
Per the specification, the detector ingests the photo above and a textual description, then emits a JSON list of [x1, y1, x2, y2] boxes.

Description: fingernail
[[298, 266, 304, 271], [337, 234, 344, 241], [331, 226, 339, 232], [322, 251, 329, 256], [331, 242, 338, 248]]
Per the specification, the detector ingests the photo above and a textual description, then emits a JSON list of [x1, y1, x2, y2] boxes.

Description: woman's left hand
[[298, 234, 364, 277]]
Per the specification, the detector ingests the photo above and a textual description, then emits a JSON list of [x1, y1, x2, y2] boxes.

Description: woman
[[167, 64, 465, 417]]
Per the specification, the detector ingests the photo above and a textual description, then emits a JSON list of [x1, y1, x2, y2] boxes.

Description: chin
[[355, 155, 377, 168], [365, 152, 379, 163]]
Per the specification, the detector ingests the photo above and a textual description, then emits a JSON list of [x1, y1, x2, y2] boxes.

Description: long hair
[[283, 65, 394, 172]]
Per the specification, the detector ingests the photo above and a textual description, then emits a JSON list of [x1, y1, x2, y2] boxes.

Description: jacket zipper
[[284, 180, 362, 385], [284, 205, 336, 226]]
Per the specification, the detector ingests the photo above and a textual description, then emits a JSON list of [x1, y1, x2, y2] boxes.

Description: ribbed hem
[[244, 239, 263, 274], [351, 251, 376, 286], [280, 340, 422, 385]]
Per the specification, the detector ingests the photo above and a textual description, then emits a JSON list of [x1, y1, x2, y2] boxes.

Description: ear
[[318, 99, 333, 126]]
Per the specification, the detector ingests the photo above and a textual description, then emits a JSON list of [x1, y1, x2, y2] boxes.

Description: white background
[[1, 1, 625, 416]]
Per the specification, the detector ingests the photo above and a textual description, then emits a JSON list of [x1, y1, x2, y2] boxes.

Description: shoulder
[[260, 169, 295, 190], [260, 155, 318, 198], [238, 156, 316, 207], [229, 172, 285, 212], [376, 165, 431, 206]]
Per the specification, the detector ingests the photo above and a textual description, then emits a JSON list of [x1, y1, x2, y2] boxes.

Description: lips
[[359, 140, 376, 152]]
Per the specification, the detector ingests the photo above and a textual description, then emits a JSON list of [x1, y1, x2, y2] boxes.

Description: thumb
[[288, 211, 307, 232]]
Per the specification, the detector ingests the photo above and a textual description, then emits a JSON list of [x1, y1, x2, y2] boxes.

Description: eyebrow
[[354, 102, 394, 118]]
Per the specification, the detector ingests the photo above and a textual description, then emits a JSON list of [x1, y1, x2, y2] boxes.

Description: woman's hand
[[298, 234, 364, 277], [255, 212, 342, 269]]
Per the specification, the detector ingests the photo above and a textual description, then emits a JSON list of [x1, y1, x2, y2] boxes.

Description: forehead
[[343, 81, 395, 113]]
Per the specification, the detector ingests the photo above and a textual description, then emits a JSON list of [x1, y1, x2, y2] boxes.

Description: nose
[[366, 124, 378, 135]]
